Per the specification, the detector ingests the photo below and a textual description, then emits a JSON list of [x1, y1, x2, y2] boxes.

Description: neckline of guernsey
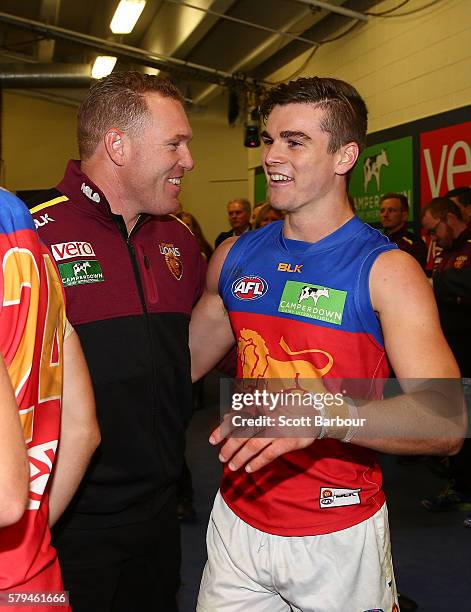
[[278, 215, 364, 256]]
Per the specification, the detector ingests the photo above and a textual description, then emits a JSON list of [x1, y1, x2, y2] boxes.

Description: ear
[[401, 209, 408, 223], [335, 142, 359, 176], [104, 129, 126, 166], [445, 211, 458, 227]]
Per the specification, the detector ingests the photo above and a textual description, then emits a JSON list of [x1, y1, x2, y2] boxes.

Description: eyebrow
[[260, 130, 311, 141], [166, 133, 193, 142], [280, 130, 311, 140]]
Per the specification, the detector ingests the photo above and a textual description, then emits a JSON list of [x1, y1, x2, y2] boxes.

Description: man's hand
[[209, 421, 318, 473]]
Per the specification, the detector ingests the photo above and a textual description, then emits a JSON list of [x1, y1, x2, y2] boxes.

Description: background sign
[[349, 136, 413, 224], [420, 122, 471, 204]]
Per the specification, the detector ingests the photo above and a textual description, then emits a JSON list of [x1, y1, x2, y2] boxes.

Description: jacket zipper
[[117, 216, 161, 439]]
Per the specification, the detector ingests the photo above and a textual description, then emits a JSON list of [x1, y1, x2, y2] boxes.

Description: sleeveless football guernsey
[[0, 190, 67, 604], [219, 217, 396, 536]]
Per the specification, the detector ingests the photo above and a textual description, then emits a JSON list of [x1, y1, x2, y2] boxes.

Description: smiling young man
[[27, 72, 206, 612], [190, 77, 464, 612]]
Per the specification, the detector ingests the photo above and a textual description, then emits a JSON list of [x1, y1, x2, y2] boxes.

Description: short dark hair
[[445, 186, 471, 206], [78, 71, 184, 160], [421, 197, 463, 222], [380, 192, 409, 213], [259, 76, 368, 153]]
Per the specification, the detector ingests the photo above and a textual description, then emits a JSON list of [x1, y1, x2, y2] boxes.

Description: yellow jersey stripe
[[169, 213, 195, 236], [30, 195, 69, 214]]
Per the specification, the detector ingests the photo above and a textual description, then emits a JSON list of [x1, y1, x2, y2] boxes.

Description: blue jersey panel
[[219, 217, 397, 347], [0, 189, 36, 235]]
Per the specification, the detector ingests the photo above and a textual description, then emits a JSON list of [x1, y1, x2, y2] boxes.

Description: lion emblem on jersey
[[238, 328, 333, 386]]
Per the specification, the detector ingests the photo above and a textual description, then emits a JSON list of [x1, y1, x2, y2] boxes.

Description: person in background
[[446, 186, 471, 225], [379, 192, 427, 268], [177, 211, 213, 260], [254, 202, 284, 228], [0, 188, 99, 611], [421, 197, 471, 525], [215, 198, 252, 248]]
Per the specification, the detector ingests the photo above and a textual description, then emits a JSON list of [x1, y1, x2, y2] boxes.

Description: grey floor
[[179, 372, 471, 612]]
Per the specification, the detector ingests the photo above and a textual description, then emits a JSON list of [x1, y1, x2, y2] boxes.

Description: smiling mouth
[[270, 173, 293, 183], [168, 177, 182, 186]]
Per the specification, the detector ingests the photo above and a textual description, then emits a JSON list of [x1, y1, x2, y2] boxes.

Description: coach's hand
[[209, 427, 318, 473]]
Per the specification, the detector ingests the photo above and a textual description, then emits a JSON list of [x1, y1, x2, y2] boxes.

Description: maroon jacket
[[433, 225, 471, 348], [29, 160, 206, 528], [387, 225, 427, 269]]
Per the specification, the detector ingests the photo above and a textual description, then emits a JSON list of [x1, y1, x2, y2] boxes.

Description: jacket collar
[[57, 159, 113, 217]]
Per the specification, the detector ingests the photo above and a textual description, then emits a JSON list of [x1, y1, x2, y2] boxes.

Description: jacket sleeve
[[433, 267, 471, 304]]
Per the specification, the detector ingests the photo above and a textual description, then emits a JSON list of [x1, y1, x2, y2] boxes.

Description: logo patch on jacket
[[159, 243, 182, 280], [58, 259, 104, 287], [34, 213, 54, 229], [81, 182, 101, 203], [51, 241, 96, 261], [454, 255, 468, 269], [278, 281, 347, 325]]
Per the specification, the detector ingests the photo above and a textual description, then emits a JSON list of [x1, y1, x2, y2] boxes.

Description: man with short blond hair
[[28, 71, 206, 612]]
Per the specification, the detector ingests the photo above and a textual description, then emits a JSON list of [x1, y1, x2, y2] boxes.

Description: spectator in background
[[215, 198, 251, 248], [446, 186, 471, 225], [177, 211, 213, 260], [254, 203, 284, 228], [379, 192, 427, 268], [421, 197, 471, 524], [250, 201, 265, 226]]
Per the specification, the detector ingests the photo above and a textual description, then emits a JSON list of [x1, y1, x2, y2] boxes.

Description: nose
[[179, 144, 194, 172], [263, 140, 285, 166]]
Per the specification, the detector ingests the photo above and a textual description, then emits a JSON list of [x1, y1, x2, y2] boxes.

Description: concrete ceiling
[[0, 0, 382, 108]]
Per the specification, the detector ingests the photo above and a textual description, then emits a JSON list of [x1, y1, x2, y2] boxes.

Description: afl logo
[[232, 276, 268, 300]]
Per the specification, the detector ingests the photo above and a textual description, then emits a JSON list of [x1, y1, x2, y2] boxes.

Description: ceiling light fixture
[[91, 55, 117, 79], [110, 0, 146, 34]]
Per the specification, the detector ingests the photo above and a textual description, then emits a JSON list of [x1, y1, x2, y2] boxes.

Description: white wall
[[2, 92, 78, 191], [263, 0, 471, 134], [179, 92, 247, 246]]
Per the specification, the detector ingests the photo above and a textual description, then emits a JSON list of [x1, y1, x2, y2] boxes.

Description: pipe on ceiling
[[0, 11, 258, 88], [0, 63, 91, 87]]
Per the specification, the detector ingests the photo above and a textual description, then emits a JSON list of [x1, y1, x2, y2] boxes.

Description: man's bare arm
[[190, 238, 237, 381], [353, 248, 465, 456], [210, 250, 466, 473], [0, 355, 29, 527], [48, 330, 100, 527]]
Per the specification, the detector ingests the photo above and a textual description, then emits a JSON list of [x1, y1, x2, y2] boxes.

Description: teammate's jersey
[[0, 190, 66, 594], [219, 217, 396, 536]]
